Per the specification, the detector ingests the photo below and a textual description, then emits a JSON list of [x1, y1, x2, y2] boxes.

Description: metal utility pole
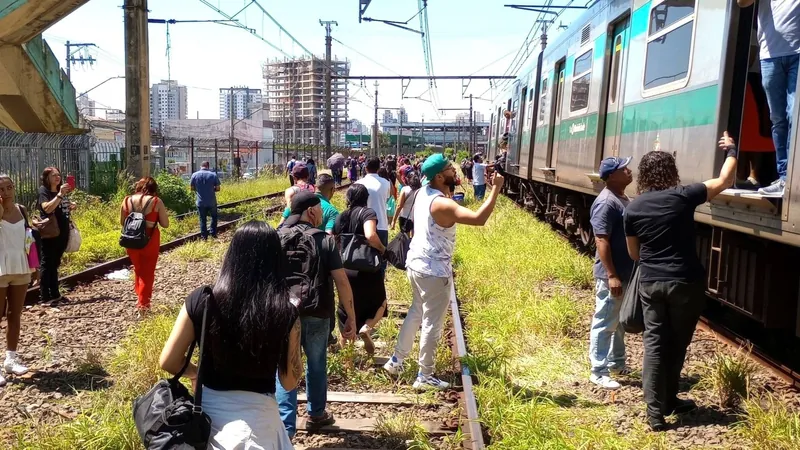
[[320, 20, 338, 160], [373, 80, 379, 155], [397, 110, 402, 158], [469, 94, 474, 155], [421, 115, 425, 147], [229, 87, 236, 178], [65, 41, 97, 80], [123, 0, 151, 178]]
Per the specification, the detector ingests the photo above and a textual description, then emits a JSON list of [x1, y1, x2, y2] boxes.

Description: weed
[[697, 344, 756, 408], [39, 330, 53, 363], [736, 395, 800, 449], [168, 240, 218, 263], [75, 349, 106, 377], [373, 412, 433, 450]]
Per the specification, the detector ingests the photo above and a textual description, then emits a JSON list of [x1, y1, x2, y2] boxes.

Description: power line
[[332, 37, 401, 76]]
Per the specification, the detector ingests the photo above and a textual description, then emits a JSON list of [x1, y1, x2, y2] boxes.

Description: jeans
[[393, 270, 452, 376], [640, 279, 705, 419], [288, 175, 295, 186], [198, 206, 218, 239], [39, 233, 68, 301], [275, 315, 330, 437], [473, 184, 486, 201], [589, 278, 626, 377], [761, 54, 799, 181]]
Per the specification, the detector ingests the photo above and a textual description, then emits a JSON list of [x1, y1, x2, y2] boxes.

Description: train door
[[488, 112, 496, 160], [601, 17, 630, 160], [546, 61, 566, 170], [510, 85, 529, 176]]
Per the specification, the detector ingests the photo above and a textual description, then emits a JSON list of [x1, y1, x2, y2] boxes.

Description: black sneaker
[[648, 415, 667, 432], [307, 411, 335, 429], [666, 398, 697, 416]]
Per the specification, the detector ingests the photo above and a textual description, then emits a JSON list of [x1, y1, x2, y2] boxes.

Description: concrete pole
[[123, 0, 151, 178], [320, 20, 338, 160], [373, 80, 379, 156], [397, 110, 402, 158], [469, 94, 474, 155], [230, 87, 235, 177]]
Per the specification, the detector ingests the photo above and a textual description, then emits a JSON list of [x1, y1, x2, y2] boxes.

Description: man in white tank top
[[383, 153, 505, 390]]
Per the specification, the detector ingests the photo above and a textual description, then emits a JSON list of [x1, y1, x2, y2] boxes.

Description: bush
[[154, 172, 194, 214]]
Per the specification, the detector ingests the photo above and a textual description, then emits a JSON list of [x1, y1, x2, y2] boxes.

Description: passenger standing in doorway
[[738, 0, 800, 196], [471, 155, 488, 201], [588, 157, 634, 390], [624, 133, 737, 431], [355, 157, 391, 250], [190, 161, 221, 240], [384, 154, 504, 390], [286, 155, 297, 186]]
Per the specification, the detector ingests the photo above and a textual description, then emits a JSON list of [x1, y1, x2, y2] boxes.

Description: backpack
[[287, 160, 295, 172], [278, 226, 326, 315], [120, 196, 155, 250]]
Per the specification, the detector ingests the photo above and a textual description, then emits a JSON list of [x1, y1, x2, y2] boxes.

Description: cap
[[599, 156, 632, 181], [292, 163, 308, 178], [421, 153, 450, 181], [283, 190, 321, 227]]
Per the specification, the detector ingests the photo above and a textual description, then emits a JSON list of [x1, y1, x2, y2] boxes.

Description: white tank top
[[406, 186, 456, 278], [0, 208, 29, 276], [399, 186, 415, 219]]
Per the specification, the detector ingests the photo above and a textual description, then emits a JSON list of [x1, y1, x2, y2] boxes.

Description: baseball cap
[[599, 156, 632, 181], [421, 153, 450, 181], [283, 190, 321, 227]]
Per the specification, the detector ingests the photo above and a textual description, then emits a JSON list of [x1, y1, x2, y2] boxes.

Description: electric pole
[[65, 41, 97, 80], [230, 87, 236, 178], [123, 0, 151, 178], [421, 115, 425, 148], [469, 94, 474, 155], [373, 80, 379, 155], [397, 108, 402, 158], [320, 20, 338, 160]]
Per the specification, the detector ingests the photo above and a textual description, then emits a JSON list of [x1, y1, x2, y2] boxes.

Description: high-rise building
[[398, 107, 408, 123], [382, 109, 394, 124], [105, 109, 125, 122], [149, 80, 188, 132], [263, 57, 350, 146], [456, 111, 484, 123], [219, 87, 263, 120], [77, 94, 96, 117]]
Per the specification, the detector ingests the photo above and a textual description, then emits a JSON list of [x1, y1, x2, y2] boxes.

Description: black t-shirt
[[624, 183, 708, 282], [184, 286, 298, 394], [37, 186, 70, 230], [293, 222, 343, 319], [333, 207, 377, 236]]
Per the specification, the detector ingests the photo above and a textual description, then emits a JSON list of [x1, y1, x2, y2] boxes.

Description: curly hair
[[637, 151, 680, 193]]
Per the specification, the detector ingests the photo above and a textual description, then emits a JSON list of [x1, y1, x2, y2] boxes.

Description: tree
[[379, 132, 391, 148]]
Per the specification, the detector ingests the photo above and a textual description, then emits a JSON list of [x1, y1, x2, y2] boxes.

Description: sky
[[44, 0, 584, 126]]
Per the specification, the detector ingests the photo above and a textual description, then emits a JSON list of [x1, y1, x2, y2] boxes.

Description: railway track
[[503, 190, 800, 392], [17, 181, 486, 449]]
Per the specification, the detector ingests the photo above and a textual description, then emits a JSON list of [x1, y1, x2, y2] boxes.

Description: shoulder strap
[[193, 285, 212, 410]]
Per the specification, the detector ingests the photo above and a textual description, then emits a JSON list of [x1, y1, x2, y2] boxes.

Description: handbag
[[17, 205, 40, 270], [133, 286, 213, 449], [619, 263, 644, 334], [65, 221, 81, 253], [340, 207, 382, 273], [39, 213, 60, 239]]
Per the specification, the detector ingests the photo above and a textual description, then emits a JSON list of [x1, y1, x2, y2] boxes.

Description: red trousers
[[126, 228, 160, 309]]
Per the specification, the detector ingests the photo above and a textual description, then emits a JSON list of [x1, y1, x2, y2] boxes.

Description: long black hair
[[345, 183, 369, 208], [210, 221, 295, 374], [406, 171, 422, 191]]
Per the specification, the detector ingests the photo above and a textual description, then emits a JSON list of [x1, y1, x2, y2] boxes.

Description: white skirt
[[202, 386, 294, 450]]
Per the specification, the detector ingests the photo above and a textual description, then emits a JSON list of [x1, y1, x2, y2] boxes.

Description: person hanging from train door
[[738, 0, 800, 196], [588, 157, 635, 390], [624, 133, 738, 432]]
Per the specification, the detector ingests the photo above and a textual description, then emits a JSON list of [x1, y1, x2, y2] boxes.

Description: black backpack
[[120, 196, 155, 250], [278, 225, 326, 315]]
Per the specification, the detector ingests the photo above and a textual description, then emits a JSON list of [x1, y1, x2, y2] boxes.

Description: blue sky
[[44, 0, 582, 125]]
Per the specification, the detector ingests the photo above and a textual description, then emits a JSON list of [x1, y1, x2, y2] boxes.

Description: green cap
[[421, 153, 449, 181]]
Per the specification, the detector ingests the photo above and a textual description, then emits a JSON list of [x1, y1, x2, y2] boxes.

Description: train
[[486, 0, 800, 339]]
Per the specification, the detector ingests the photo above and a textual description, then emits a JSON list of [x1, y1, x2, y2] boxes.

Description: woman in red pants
[[120, 177, 169, 313]]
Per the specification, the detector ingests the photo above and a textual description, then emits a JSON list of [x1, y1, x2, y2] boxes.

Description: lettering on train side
[[569, 122, 587, 135]]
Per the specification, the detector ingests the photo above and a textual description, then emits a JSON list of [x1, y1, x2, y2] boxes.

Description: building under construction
[[263, 56, 350, 147]]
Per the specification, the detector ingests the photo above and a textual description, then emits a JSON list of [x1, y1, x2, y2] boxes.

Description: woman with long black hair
[[160, 221, 302, 448], [391, 170, 422, 233], [37, 167, 76, 304], [624, 134, 737, 431], [333, 184, 387, 354]]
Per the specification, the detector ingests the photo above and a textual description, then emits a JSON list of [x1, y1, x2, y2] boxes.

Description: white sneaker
[[0, 373, 6, 387], [412, 374, 450, 391], [383, 355, 403, 375], [590, 374, 620, 390], [757, 179, 785, 196], [4, 356, 29, 376]]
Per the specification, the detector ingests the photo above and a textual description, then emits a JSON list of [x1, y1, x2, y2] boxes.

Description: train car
[[488, 0, 800, 338]]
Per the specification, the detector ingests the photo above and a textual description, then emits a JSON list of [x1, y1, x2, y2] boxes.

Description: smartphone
[[66, 175, 76, 190]]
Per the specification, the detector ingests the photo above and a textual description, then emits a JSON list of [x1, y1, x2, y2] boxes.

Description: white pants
[[202, 387, 294, 450], [394, 269, 452, 376]]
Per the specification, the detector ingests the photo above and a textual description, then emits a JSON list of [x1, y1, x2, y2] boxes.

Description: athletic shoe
[[0, 373, 6, 387], [758, 179, 785, 196], [589, 374, 620, 390], [306, 411, 335, 429], [4, 355, 28, 376], [413, 374, 450, 391], [383, 355, 403, 375]]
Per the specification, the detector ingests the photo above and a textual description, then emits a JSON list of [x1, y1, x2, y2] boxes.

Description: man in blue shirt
[[588, 156, 634, 390], [190, 161, 221, 240]]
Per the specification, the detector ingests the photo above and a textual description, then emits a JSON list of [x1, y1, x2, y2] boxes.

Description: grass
[[61, 175, 287, 275], [373, 411, 434, 450], [696, 344, 757, 409], [736, 395, 800, 450]]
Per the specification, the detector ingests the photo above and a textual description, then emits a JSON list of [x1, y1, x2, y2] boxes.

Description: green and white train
[[487, 0, 800, 337]]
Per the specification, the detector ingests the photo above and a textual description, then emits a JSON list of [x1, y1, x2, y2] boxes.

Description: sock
[[6, 350, 17, 360]]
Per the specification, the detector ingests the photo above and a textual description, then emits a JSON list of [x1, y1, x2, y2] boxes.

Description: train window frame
[[609, 34, 623, 106], [641, 0, 698, 98], [539, 77, 549, 125], [570, 49, 593, 116]]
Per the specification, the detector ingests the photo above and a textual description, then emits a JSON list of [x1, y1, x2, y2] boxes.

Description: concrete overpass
[[0, 0, 90, 133]]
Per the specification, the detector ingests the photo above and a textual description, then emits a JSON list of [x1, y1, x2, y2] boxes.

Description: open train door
[[600, 17, 631, 162]]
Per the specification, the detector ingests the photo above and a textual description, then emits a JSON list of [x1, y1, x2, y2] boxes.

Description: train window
[[610, 35, 623, 104], [643, 0, 696, 94], [556, 70, 565, 121], [570, 50, 593, 113], [539, 78, 548, 124]]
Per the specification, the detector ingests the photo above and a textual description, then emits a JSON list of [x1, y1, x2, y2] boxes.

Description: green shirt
[[282, 192, 339, 232]]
